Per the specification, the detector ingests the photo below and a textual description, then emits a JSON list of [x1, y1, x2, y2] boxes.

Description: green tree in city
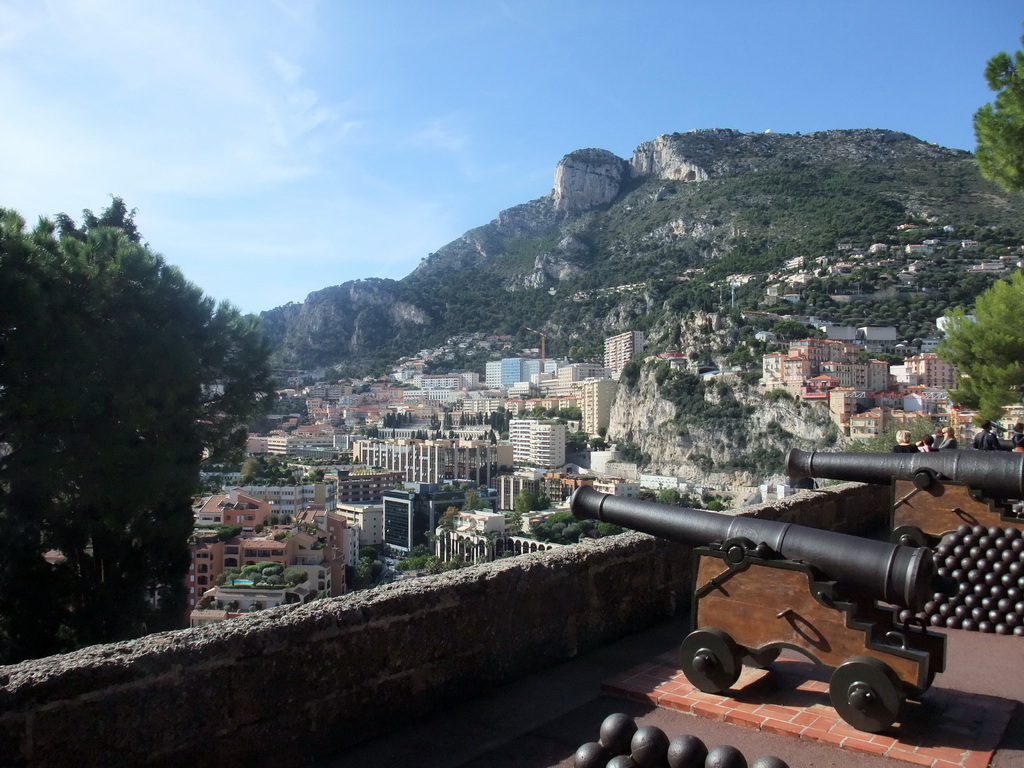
[[0, 200, 274, 663], [974, 28, 1024, 193], [513, 488, 549, 514], [938, 271, 1024, 420]]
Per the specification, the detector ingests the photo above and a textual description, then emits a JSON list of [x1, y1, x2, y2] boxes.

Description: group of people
[[892, 421, 1024, 453]]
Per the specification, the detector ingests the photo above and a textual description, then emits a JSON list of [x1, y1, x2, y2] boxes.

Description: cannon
[[786, 448, 1024, 547], [570, 486, 946, 733]]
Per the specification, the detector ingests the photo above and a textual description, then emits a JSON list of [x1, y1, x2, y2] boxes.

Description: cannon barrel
[[786, 448, 1024, 500], [569, 486, 934, 610]]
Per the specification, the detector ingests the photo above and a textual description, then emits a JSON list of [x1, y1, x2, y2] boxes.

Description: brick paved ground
[[605, 651, 1016, 768]]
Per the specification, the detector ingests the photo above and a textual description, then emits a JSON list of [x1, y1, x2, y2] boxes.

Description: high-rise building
[[509, 419, 566, 469], [604, 331, 644, 378], [486, 357, 544, 389], [576, 378, 618, 435]]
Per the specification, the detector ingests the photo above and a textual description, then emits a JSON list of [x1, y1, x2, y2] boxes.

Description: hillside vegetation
[[261, 129, 1024, 374]]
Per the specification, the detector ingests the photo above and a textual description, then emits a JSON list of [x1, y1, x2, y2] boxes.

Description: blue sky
[[1, 1, 1021, 314]]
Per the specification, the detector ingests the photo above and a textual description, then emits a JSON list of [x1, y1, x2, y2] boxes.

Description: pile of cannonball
[[572, 712, 788, 768], [897, 524, 1024, 636]]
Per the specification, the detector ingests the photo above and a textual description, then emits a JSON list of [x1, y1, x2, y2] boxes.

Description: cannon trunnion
[[786, 447, 1024, 546], [569, 487, 946, 733]]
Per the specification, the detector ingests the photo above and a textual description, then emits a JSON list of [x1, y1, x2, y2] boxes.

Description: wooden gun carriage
[[569, 486, 945, 733], [786, 448, 1024, 547]]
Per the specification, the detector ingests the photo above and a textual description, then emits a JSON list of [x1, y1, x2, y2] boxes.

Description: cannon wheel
[[679, 628, 742, 693], [891, 525, 927, 548], [829, 655, 905, 733]]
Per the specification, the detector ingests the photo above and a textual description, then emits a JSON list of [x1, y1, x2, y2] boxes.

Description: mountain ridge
[[260, 127, 1021, 373]]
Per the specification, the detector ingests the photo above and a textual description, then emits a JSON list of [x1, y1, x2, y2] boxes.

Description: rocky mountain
[[261, 128, 1023, 372]]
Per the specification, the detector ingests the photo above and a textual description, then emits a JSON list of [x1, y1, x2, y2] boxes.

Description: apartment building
[[355, 437, 513, 486], [266, 433, 338, 455], [334, 503, 385, 547], [496, 468, 546, 510], [193, 489, 272, 529], [903, 353, 958, 390], [604, 331, 644, 378], [575, 378, 618, 435], [334, 470, 404, 505], [509, 419, 566, 469], [235, 482, 336, 517], [819, 359, 891, 391]]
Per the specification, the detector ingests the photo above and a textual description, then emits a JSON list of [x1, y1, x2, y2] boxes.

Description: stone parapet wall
[[0, 483, 888, 768]]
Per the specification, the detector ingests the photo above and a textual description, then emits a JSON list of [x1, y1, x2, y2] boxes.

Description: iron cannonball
[[705, 744, 748, 768], [573, 742, 611, 768], [629, 726, 670, 768], [599, 713, 637, 757], [666, 734, 708, 768], [607, 756, 639, 768]]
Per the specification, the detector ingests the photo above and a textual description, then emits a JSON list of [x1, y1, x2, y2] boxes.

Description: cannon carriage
[[785, 448, 1024, 547], [569, 486, 946, 733], [786, 448, 1024, 635]]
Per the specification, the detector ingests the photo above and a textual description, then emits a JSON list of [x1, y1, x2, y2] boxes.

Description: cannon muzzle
[[569, 486, 934, 610], [786, 448, 1024, 500]]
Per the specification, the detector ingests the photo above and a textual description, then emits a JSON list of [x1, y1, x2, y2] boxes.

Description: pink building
[[904, 353, 958, 390]]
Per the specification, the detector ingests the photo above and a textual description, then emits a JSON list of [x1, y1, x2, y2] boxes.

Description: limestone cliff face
[[630, 135, 710, 182], [606, 312, 841, 486], [552, 149, 628, 212], [608, 364, 841, 487]]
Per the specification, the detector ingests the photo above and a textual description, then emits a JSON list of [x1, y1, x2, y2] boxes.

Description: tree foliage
[[0, 200, 274, 663], [938, 271, 1024, 420], [974, 28, 1024, 193]]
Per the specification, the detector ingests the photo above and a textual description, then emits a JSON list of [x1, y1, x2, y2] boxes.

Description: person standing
[[1011, 423, 1024, 450], [972, 420, 1002, 450]]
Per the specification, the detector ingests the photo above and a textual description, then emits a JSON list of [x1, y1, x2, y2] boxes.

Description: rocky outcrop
[[630, 134, 710, 182], [552, 149, 628, 211]]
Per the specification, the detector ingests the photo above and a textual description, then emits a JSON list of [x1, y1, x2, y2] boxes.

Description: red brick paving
[[603, 652, 1016, 767]]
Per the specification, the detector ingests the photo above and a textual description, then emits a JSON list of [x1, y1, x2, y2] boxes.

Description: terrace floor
[[316, 614, 1024, 768]]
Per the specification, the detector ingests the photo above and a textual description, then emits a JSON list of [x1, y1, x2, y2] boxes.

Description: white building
[[509, 419, 566, 469]]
